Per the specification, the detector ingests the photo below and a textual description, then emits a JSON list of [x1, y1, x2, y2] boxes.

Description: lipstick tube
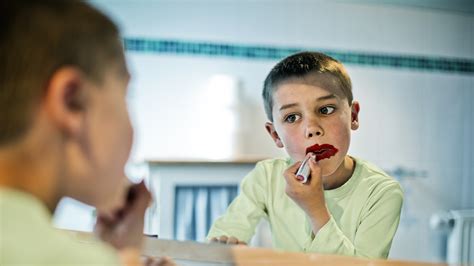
[[296, 156, 312, 184]]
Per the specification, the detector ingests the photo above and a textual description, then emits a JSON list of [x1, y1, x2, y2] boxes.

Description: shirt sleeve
[[207, 162, 268, 243], [305, 181, 403, 259]]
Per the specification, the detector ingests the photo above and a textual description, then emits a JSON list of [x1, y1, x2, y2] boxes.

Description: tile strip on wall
[[124, 38, 474, 74]]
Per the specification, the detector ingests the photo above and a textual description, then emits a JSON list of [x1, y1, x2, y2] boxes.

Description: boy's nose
[[305, 124, 323, 138]]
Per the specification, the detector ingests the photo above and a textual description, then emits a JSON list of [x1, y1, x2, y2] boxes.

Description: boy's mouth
[[305, 144, 338, 161]]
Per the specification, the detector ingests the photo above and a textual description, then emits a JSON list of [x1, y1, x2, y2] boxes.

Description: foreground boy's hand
[[209, 235, 247, 245], [95, 180, 151, 251], [283, 155, 330, 234]]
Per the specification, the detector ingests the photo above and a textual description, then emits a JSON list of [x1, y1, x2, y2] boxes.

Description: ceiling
[[92, 0, 474, 15], [337, 0, 474, 15]]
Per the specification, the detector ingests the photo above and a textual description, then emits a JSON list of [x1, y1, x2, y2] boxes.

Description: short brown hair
[[0, 0, 124, 145], [262, 51, 353, 121]]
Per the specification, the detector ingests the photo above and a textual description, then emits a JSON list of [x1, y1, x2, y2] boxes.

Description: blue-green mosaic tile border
[[124, 38, 474, 74]]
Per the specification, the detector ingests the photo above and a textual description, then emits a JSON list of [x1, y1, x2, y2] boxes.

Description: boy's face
[[265, 75, 359, 177], [73, 61, 133, 211]]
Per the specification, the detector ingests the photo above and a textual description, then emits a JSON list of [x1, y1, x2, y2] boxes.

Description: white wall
[[90, 0, 473, 161], [72, 0, 473, 262]]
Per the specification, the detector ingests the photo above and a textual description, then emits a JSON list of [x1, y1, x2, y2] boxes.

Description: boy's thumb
[[127, 180, 152, 212]]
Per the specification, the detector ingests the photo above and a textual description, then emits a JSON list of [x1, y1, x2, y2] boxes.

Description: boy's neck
[[0, 134, 63, 213], [322, 156, 356, 190]]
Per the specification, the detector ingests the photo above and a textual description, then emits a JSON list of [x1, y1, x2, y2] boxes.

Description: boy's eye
[[284, 114, 301, 123], [320, 106, 336, 115]]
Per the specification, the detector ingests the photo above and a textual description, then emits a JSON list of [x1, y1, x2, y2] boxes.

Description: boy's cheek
[[282, 137, 306, 161]]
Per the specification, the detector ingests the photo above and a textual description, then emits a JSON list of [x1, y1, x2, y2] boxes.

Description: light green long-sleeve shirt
[[0, 188, 119, 266], [207, 157, 404, 259]]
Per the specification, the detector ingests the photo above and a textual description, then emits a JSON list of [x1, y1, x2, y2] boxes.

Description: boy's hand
[[143, 256, 176, 266], [209, 235, 247, 245], [283, 155, 330, 233], [94, 180, 151, 251]]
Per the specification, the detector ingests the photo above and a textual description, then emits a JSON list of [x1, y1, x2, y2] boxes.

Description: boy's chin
[[318, 157, 340, 176]]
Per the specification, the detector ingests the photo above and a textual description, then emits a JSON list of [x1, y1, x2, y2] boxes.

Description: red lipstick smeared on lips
[[305, 144, 338, 161]]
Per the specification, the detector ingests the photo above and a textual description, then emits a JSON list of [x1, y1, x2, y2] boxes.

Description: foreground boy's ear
[[44, 67, 88, 137], [351, 101, 360, 130], [265, 122, 284, 148]]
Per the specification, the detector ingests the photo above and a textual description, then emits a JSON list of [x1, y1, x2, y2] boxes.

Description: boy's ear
[[265, 122, 284, 148], [351, 101, 360, 130], [44, 67, 88, 137]]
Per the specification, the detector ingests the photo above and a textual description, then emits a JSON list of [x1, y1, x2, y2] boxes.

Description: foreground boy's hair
[[0, 0, 124, 145]]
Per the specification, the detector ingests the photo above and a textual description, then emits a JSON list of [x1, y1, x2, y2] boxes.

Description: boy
[[0, 1, 173, 265], [208, 51, 404, 259]]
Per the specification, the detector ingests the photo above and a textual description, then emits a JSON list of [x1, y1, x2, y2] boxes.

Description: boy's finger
[[283, 167, 298, 185], [158, 257, 176, 266], [97, 208, 118, 222], [93, 221, 111, 241], [96, 211, 121, 227], [288, 161, 303, 173], [218, 235, 228, 243], [283, 161, 302, 180], [143, 256, 155, 266], [124, 181, 152, 214], [227, 236, 239, 245], [144, 256, 175, 266], [113, 181, 151, 228]]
